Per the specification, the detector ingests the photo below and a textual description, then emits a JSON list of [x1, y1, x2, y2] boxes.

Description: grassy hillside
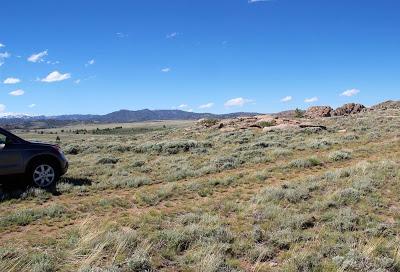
[[0, 109, 399, 272]]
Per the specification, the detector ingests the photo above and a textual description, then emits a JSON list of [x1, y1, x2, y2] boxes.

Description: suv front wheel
[[28, 160, 60, 188]]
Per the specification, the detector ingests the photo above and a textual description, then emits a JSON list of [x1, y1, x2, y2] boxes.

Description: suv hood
[[28, 141, 58, 148]]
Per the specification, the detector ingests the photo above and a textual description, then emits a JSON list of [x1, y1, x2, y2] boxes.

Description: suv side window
[[0, 133, 6, 145]]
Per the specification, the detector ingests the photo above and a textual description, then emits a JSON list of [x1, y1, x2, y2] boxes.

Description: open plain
[[1, 107, 400, 272]]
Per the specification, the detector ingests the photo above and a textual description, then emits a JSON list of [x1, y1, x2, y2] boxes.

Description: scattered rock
[[305, 106, 334, 118], [262, 124, 299, 132]]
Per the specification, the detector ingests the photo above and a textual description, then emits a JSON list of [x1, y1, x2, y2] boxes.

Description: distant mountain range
[[1, 100, 399, 129], [0, 109, 261, 129], [50, 109, 261, 123]]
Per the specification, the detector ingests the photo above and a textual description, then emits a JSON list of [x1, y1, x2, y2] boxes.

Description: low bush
[[308, 139, 333, 149], [134, 140, 212, 154], [329, 150, 352, 161], [288, 157, 322, 168], [97, 157, 119, 164]]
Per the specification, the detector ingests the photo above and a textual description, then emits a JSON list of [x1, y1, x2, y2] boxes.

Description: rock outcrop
[[196, 115, 325, 132], [305, 106, 333, 118], [333, 103, 366, 116], [305, 103, 367, 118]]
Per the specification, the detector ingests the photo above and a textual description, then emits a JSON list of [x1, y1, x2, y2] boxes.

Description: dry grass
[[1, 109, 399, 271]]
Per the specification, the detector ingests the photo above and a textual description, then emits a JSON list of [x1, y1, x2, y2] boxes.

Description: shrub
[[199, 119, 219, 128], [252, 141, 284, 149], [192, 245, 227, 272], [20, 187, 51, 201], [288, 157, 322, 168], [333, 249, 395, 271], [111, 176, 154, 189], [328, 208, 359, 232], [333, 188, 361, 206], [31, 253, 55, 272], [308, 139, 332, 149], [268, 228, 303, 250], [156, 215, 233, 257], [329, 150, 352, 161], [127, 247, 153, 272], [271, 148, 292, 157], [97, 157, 119, 164], [212, 156, 241, 170], [255, 184, 310, 204], [258, 120, 276, 128], [284, 252, 324, 272], [295, 108, 304, 118], [132, 161, 145, 167], [341, 134, 359, 141], [64, 145, 80, 155], [249, 244, 276, 263], [134, 140, 211, 154], [57, 182, 74, 193], [135, 184, 177, 206]]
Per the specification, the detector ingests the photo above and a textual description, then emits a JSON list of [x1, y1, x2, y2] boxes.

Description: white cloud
[[28, 104, 36, 108], [248, 0, 271, 3], [166, 32, 178, 39], [9, 89, 24, 96], [41, 71, 71, 83], [281, 96, 292, 102], [0, 104, 5, 113], [199, 102, 214, 109], [28, 50, 48, 63], [46, 60, 60, 65], [0, 52, 10, 58], [86, 59, 95, 66], [304, 97, 319, 103], [161, 67, 171, 73], [0, 43, 5, 48], [116, 32, 128, 38], [177, 104, 193, 112], [341, 88, 360, 97], [0, 52, 10, 66], [74, 79, 81, 84], [3, 77, 21, 84], [224, 97, 253, 107]]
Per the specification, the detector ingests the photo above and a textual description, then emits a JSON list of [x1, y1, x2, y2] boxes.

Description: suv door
[[0, 132, 24, 175]]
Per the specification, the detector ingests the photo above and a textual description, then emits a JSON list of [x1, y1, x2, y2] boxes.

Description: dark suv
[[0, 127, 68, 188]]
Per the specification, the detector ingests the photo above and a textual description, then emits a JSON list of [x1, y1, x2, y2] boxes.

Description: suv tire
[[28, 160, 60, 188]]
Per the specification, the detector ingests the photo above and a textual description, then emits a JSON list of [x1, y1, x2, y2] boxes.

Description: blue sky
[[0, 0, 399, 115]]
